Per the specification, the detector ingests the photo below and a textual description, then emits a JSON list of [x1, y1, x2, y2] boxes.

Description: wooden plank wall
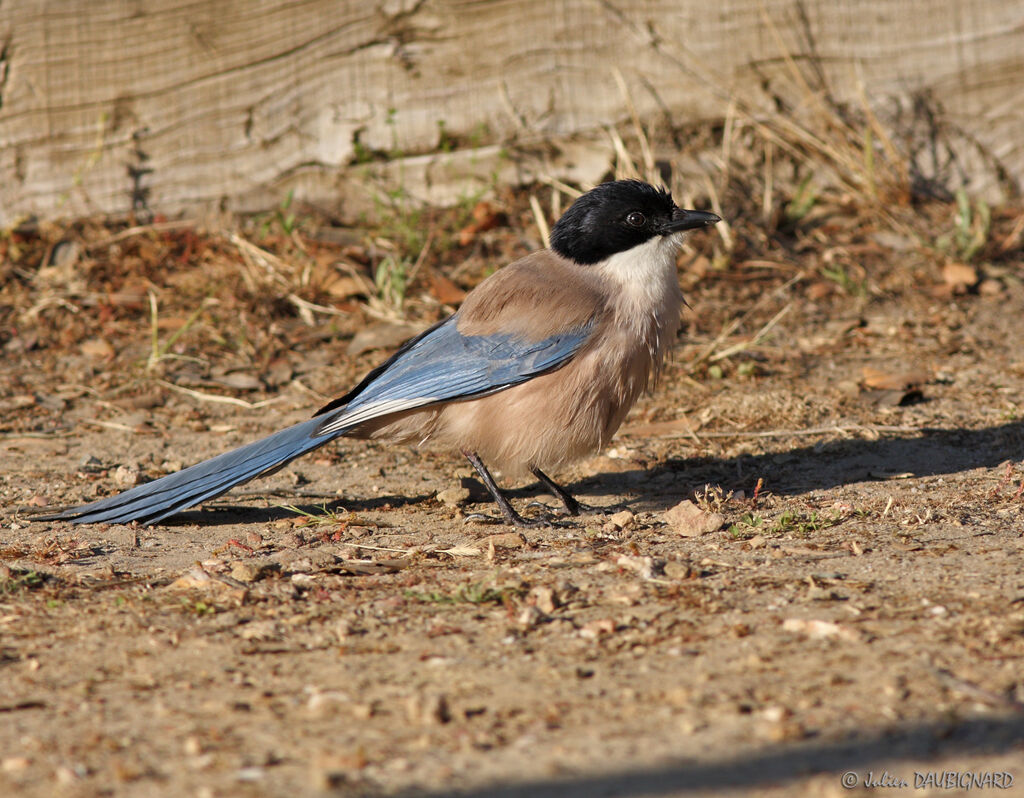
[[0, 0, 1020, 224]]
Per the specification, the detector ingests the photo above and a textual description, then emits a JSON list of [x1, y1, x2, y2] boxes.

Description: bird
[[41, 179, 720, 528]]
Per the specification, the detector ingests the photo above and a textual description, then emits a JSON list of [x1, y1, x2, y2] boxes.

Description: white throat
[[592, 234, 684, 321]]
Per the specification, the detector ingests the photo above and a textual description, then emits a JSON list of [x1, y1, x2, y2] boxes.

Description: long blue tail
[[45, 418, 334, 525]]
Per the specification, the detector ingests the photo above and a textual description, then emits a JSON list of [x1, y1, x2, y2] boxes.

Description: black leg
[[530, 467, 582, 516], [463, 451, 548, 528]]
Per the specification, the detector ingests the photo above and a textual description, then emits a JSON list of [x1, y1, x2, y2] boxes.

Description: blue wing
[[43, 315, 593, 525], [314, 315, 594, 435]]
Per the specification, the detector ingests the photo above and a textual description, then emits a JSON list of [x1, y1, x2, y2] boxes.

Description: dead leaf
[[347, 321, 428, 357], [323, 275, 366, 300], [860, 366, 931, 391], [457, 201, 502, 246], [80, 338, 115, 360], [942, 262, 978, 292], [427, 272, 467, 305]]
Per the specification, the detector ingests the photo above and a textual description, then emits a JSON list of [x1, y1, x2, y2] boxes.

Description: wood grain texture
[[0, 0, 1021, 224]]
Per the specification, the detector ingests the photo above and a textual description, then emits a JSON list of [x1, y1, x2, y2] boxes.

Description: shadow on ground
[[593, 420, 1024, 511], [31, 421, 1023, 526], [395, 715, 1024, 797]]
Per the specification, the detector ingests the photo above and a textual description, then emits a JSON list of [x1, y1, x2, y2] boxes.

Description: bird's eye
[[626, 211, 646, 227]]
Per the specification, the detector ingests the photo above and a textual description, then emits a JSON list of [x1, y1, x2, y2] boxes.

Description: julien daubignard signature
[[841, 770, 1014, 790]]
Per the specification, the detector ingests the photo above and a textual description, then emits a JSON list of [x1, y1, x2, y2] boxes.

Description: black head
[[549, 179, 720, 265]]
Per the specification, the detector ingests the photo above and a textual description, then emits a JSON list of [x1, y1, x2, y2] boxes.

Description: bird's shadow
[[157, 420, 1024, 526], [573, 419, 1024, 512], [162, 490, 435, 526], [389, 714, 1024, 798]]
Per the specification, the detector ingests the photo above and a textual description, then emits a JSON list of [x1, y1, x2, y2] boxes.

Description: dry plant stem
[[85, 219, 198, 251], [537, 174, 583, 200], [157, 380, 287, 410], [708, 301, 793, 363], [689, 272, 805, 371], [287, 293, 350, 320], [702, 175, 733, 251], [231, 234, 290, 289], [612, 67, 656, 181], [405, 227, 436, 289], [529, 194, 551, 249], [932, 668, 1024, 713], [80, 419, 140, 433]]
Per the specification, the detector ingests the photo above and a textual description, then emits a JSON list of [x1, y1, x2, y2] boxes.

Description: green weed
[[406, 583, 506, 605], [784, 175, 818, 223], [729, 510, 844, 539], [0, 568, 45, 594], [936, 188, 991, 262], [145, 291, 209, 373]]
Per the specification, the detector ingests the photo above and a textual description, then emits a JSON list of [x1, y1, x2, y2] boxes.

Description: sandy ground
[[2, 196, 1024, 797]]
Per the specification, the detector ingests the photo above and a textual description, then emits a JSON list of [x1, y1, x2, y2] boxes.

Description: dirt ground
[[2, 182, 1024, 797]]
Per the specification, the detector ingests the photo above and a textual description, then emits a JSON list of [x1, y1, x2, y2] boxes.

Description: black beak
[[662, 208, 721, 234]]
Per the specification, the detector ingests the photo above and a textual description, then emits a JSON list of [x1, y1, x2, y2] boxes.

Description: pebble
[[527, 585, 558, 614], [663, 500, 724, 537], [229, 561, 264, 583], [481, 531, 527, 549], [517, 605, 546, 629], [113, 464, 142, 488], [604, 509, 636, 531], [616, 554, 665, 580], [580, 618, 616, 639], [436, 484, 470, 507], [406, 693, 450, 725]]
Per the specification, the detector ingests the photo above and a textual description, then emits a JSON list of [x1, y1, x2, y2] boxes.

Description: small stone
[[113, 464, 142, 488], [517, 605, 546, 629], [238, 620, 280, 641], [781, 617, 860, 642], [580, 618, 616, 639], [942, 262, 978, 292], [663, 560, 694, 580], [663, 687, 692, 707], [978, 278, 1003, 296], [351, 702, 376, 720], [306, 690, 350, 717], [310, 750, 366, 790], [480, 531, 527, 549], [406, 693, 450, 725], [436, 484, 470, 507], [527, 585, 558, 614], [663, 500, 724, 537], [229, 561, 264, 583], [616, 554, 665, 580], [604, 510, 635, 531]]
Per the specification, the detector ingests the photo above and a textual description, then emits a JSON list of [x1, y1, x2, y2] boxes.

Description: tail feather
[[43, 417, 337, 525]]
